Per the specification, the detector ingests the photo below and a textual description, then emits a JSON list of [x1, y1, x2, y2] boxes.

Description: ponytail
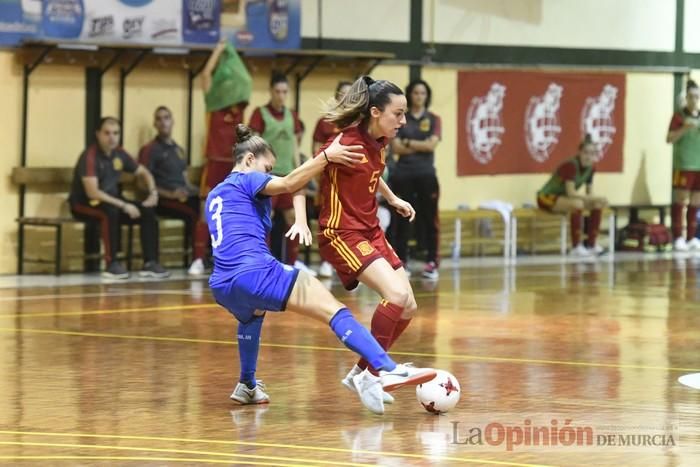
[[324, 75, 403, 128]]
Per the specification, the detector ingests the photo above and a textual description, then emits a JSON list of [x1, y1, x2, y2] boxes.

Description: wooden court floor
[[1, 255, 700, 466]]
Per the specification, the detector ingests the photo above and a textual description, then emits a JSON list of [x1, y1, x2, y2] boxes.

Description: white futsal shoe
[[352, 369, 385, 415], [342, 365, 394, 404], [587, 244, 605, 255], [188, 258, 205, 276], [674, 237, 690, 252], [230, 380, 270, 405], [380, 363, 437, 392], [569, 244, 592, 257], [687, 238, 700, 251]]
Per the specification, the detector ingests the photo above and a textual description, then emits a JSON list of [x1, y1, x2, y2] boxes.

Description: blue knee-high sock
[[237, 314, 264, 389], [329, 308, 396, 372]]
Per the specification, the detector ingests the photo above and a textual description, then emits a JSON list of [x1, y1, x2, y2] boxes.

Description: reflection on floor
[[1, 252, 699, 465]]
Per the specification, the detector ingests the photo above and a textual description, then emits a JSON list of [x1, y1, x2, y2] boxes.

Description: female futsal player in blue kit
[[206, 125, 435, 415]]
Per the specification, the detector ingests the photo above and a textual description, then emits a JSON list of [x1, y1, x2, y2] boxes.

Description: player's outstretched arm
[[285, 191, 313, 246], [201, 39, 228, 94], [378, 178, 416, 222], [261, 133, 364, 196]]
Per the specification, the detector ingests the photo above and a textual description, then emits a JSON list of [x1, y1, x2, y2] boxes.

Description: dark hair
[[233, 124, 274, 164], [335, 80, 352, 100], [154, 105, 172, 116], [97, 116, 120, 131], [578, 133, 595, 150], [324, 75, 403, 129], [688, 80, 699, 92], [270, 71, 288, 88], [405, 79, 432, 109]]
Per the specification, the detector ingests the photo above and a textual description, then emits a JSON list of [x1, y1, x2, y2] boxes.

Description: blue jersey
[[205, 171, 274, 288]]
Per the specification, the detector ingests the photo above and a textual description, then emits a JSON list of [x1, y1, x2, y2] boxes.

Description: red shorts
[[318, 227, 403, 290], [673, 170, 700, 191], [537, 193, 558, 211], [271, 192, 294, 211], [200, 159, 234, 196]]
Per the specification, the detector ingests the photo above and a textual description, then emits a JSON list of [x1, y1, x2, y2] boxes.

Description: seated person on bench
[[69, 116, 170, 279], [139, 106, 208, 276], [536, 134, 608, 257]]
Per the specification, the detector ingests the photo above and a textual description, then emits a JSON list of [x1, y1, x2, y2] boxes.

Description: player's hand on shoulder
[[285, 221, 313, 246], [323, 133, 365, 167]]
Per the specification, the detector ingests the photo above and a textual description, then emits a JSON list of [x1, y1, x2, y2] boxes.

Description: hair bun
[[688, 79, 698, 90], [362, 75, 375, 87], [236, 124, 253, 142]]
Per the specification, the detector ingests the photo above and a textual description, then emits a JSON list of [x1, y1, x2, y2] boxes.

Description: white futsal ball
[[416, 370, 461, 415]]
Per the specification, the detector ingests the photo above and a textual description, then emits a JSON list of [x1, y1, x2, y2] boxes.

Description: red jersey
[[205, 104, 246, 162], [312, 117, 340, 145], [317, 124, 387, 231]]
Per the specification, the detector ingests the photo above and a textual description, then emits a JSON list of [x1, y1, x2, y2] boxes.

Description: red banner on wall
[[457, 71, 625, 175]]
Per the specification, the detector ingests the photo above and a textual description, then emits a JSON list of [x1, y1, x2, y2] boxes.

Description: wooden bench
[[512, 207, 616, 256], [12, 166, 202, 275], [609, 204, 668, 235], [440, 209, 511, 260]]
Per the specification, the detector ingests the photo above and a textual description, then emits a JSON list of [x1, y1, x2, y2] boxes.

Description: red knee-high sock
[[389, 318, 412, 347], [357, 301, 403, 373], [672, 203, 684, 239], [193, 221, 209, 260], [571, 210, 583, 247], [687, 205, 698, 240], [587, 208, 602, 247], [285, 234, 299, 265]]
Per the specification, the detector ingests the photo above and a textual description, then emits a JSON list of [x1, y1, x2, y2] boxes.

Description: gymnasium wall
[[685, 0, 700, 53], [301, 0, 410, 42], [301, 0, 676, 52], [0, 48, 675, 275], [0, 52, 21, 276], [0, 0, 684, 274], [0, 50, 409, 274], [425, 68, 674, 211], [423, 0, 675, 51]]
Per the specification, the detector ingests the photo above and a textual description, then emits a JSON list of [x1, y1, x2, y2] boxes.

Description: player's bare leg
[[341, 258, 421, 399], [672, 188, 691, 251], [687, 191, 700, 250], [285, 270, 434, 413], [552, 196, 590, 256]]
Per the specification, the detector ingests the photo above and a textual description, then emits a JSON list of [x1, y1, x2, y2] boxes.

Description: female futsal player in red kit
[[316, 76, 419, 401]]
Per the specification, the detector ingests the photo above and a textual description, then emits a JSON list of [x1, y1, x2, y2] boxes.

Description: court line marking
[[0, 430, 555, 467], [1, 326, 697, 374], [0, 456, 305, 466], [0, 303, 218, 319], [0, 289, 202, 302], [0, 440, 368, 467]]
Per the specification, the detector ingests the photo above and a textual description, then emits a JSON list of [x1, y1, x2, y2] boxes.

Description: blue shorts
[[211, 260, 300, 324]]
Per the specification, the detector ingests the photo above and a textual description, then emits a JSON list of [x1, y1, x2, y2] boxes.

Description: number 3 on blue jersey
[[209, 196, 223, 248]]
